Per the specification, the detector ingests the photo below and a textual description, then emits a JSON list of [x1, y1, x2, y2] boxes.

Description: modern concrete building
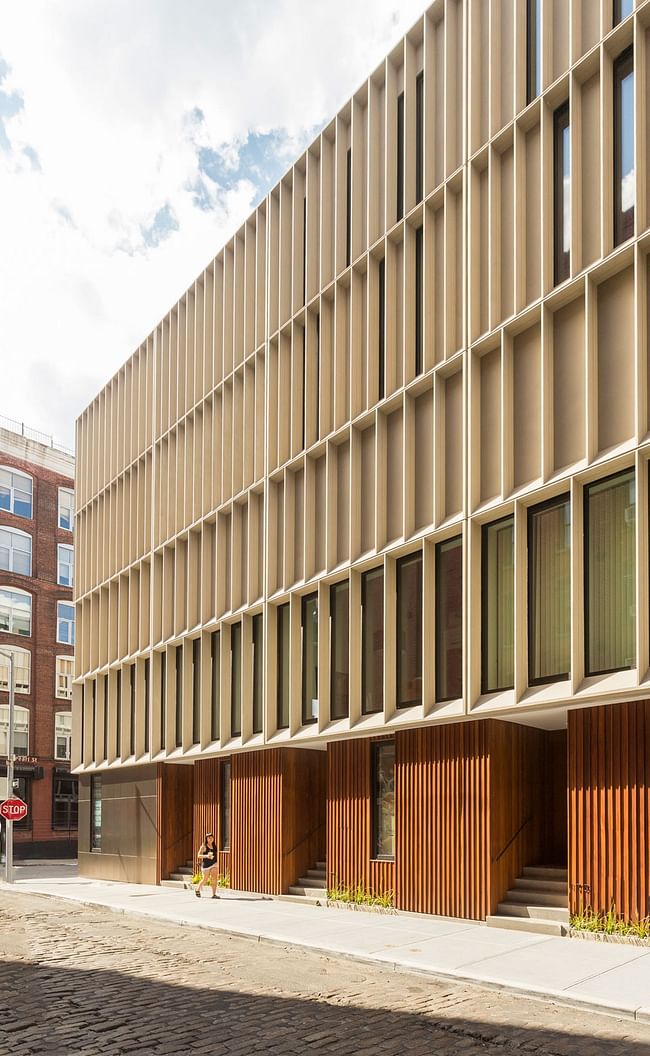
[[75, 0, 650, 929], [0, 418, 76, 859]]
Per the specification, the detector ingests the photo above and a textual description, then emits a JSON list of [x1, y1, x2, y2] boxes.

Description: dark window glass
[[129, 665, 136, 757], [301, 327, 306, 451], [553, 101, 570, 285], [346, 146, 352, 268], [160, 652, 166, 752], [220, 760, 231, 851], [175, 647, 183, 748], [396, 552, 423, 709], [527, 0, 541, 103], [12, 776, 31, 830], [90, 775, 102, 851], [416, 71, 424, 204], [378, 258, 385, 401], [614, 0, 633, 25], [330, 581, 349, 720], [529, 496, 571, 684], [482, 517, 515, 693], [210, 632, 220, 742], [585, 469, 636, 676], [53, 776, 78, 831], [143, 658, 150, 755], [301, 593, 318, 725], [230, 623, 241, 737], [192, 638, 201, 745], [372, 741, 395, 860], [103, 677, 109, 763], [362, 567, 384, 714], [315, 312, 320, 439], [415, 226, 423, 375], [91, 680, 97, 762], [303, 194, 307, 305], [116, 670, 121, 759], [436, 536, 462, 701], [614, 47, 634, 246], [253, 613, 263, 735], [396, 91, 405, 221], [277, 603, 290, 730]]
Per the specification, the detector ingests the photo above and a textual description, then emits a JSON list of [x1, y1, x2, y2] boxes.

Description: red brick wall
[[0, 444, 75, 853]]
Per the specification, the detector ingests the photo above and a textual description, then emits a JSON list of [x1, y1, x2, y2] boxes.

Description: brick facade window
[[0, 465, 32, 519]]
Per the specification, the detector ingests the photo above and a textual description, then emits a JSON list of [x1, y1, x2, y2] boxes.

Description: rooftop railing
[[0, 414, 74, 457]]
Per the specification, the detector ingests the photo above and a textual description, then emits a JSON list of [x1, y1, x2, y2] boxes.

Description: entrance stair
[[278, 860, 327, 906], [160, 858, 194, 890], [486, 865, 569, 936]]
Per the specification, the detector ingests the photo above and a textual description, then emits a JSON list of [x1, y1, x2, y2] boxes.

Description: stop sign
[[0, 798, 28, 822]]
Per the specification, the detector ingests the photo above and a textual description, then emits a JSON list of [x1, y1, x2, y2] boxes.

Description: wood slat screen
[[281, 748, 327, 892], [193, 757, 230, 879], [569, 701, 650, 921], [231, 748, 283, 894], [396, 723, 490, 918], [156, 762, 193, 882], [327, 738, 395, 898]]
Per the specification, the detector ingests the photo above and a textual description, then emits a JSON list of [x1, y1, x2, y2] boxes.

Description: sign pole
[[0, 650, 15, 884]]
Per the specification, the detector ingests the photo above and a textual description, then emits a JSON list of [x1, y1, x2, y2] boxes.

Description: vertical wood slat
[[193, 758, 230, 878], [569, 701, 650, 921], [157, 762, 194, 882], [231, 748, 283, 894]]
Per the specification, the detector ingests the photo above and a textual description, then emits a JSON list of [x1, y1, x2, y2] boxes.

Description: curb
[[2, 883, 647, 1024]]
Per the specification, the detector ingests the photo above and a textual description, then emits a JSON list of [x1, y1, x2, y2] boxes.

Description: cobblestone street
[[0, 892, 649, 1055]]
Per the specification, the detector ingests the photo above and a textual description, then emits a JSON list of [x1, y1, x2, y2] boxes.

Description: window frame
[[553, 100, 570, 286], [396, 90, 405, 221], [0, 584, 32, 637], [329, 580, 349, 721], [52, 773, 78, 831], [276, 603, 290, 731], [56, 600, 75, 645], [90, 775, 102, 852], [527, 493, 571, 687], [481, 515, 515, 694], [526, 0, 541, 104], [613, 46, 634, 247], [0, 525, 32, 577], [396, 551, 423, 710], [57, 543, 74, 588], [55, 654, 74, 699], [54, 711, 73, 761], [371, 740, 395, 862], [301, 592, 319, 726], [361, 566, 384, 716], [57, 487, 74, 532], [0, 465, 33, 520], [0, 702, 30, 755], [252, 613, 263, 736], [230, 622, 242, 738], [0, 646, 31, 695], [435, 535, 463, 703]]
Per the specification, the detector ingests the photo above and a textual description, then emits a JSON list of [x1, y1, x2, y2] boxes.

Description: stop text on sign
[[0, 798, 28, 822]]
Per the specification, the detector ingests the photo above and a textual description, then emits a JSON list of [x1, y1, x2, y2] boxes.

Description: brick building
[[0, 419, 76, 859]]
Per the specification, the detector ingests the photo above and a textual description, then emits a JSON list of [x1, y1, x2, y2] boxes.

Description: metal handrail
[[493, 815, 532, 863], [283, 820, 325, 860]]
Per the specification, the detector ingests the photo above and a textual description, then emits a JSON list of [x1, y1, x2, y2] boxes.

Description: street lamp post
[[0, 649, 15, 883]]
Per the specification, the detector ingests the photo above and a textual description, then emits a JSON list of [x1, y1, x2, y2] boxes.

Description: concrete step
[[497, 901, 570, 923], [169, 871, 194, 881], [160, 879, 189, 890], [277, 894, 325, 907], [522, 866, 568, 882], [288, 885, 327, 898], [297, 876, 328, 889], [486, 914, 567, 937], [512, 877, 567, 894], [315, 861, 326, 871], [306, 869, 327, 881], [504, 888, 567, 908]]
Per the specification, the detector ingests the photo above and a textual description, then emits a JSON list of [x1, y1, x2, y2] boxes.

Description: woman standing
[[195, 832, 219, 899]]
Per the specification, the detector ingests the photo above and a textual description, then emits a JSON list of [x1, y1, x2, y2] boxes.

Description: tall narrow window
[[396, 552, 423, 708], [527, 0, 541, 103], [159, 651, 166, 752], [362, 567, 384, 715], [436, 536, 462, 701], [104, 675, 109, 761], [90, 775, 102, 852], [378, 257, 385, 401], [252, 613, 263, 735], [301, 593, 318, 725], [129, 664, 135, 757], [192, 637, 201, 745], [614, 47, 634, 246], [143, 659, 149, 755], [0, 466, 32, 519], [175, 646, 183, 748], [58, 487, 74, 531], [210, 631, 220, 742], [54, 712, 73, 761], [346, 146, 352, 267], [415, 71, 424, 204], [57, 544, 74, 588], [553, 101, 570, 285], [303, 194, 307, 305], [315, 312, 320, 440], [230, 622, 241, 737], [220, 760, 231, 851], [396, 90, 405, 221], [585, 469, 636, 675], [116, 668, 122, 758], [482, 517, 515, 693], [372, 741, 395, 860], [330, 580, 349, 720], [277, 603, 290, 729], [301, 327, 306, 451], [614, 0, 633, 25], [529, 496, 571, 684], [91, 680, 97, 763], [415, 226, 423, 375]]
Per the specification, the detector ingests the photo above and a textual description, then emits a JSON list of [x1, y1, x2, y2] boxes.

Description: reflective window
[[90, 775, 102, 851], [0, 526, 32, 577], [435, 537, 462, 702], [527, 0, 542, 102], [362, 567, 384, 715], [613, 0, 634, 25], [277, 603, 290, 730], [230, 623, 241, 737], [0, 647, 30, 694], [529, 496, 571, 684], [396, 552, 423, 709], [0, 586, 31, 636], [54, 711, 73, 761], [330, 580, 349, 720], [372, 741, 395, 860], [252, 613, 263, 735], [0, 466, 32, 519], [53, 774, 78, 831], [482, 517, 515, 693], [210, 632, 220, 742], [56, 655, 74, 699], [554, 101, 570, 285], [614, 47, 634, 246], [192, 637, 201, 745], [585, 469, 635, 675], [57, 601, 75, 645], [301, 593, 318, 725], [57, 544, 74, 588], [0, 703, 29, 754], [58, 488, 74, 531]]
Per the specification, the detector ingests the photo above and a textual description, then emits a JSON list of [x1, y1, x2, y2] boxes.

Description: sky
[[0, 0, 426, 450]]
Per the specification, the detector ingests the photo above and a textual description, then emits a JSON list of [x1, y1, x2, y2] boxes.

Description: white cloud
[[0, 0, 425, 448]]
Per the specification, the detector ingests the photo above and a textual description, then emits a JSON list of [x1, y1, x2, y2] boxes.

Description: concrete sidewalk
[[4, 862, 650, 1023]]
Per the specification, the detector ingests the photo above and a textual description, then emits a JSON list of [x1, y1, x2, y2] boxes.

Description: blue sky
[[0, 1, 425, 448]]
